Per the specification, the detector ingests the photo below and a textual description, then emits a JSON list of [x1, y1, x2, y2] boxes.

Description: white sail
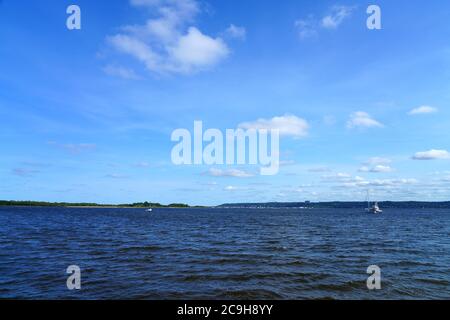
[[366, 191, 382, 214]]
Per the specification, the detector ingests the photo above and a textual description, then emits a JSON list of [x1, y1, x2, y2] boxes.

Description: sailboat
[[365, 191, 383, 214]]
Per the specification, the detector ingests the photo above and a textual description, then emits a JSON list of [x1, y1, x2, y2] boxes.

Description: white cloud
[[238, 114, 309, 138], [412, 149, 450, 160], [408, 105, 438, 115], [107, 0, 230, 74], [321, 170, 419, 190], [225, 24, 246, 40], [347, 112, 383, 129], [334, 172, 352, 178], [363, 178, 418, 187], [359, 165, 393, 173], [108, 35, 160, 70], [295, 6, 353, 39], [371, 165, 393, 173], [340, 176, 418, 188], [169, 27, 229, 71], [359, 157, 393, 173], [321, 6, 354, 29], [205, 168, 254, 178], [322, 172, 356, 182], [103, 65, 140, 80]]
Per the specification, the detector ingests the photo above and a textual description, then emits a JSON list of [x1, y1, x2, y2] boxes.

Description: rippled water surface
[[0, 206, 449, 299]]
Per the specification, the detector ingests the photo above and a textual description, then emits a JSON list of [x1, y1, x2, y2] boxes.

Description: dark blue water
[[0, 206, 449, 299]]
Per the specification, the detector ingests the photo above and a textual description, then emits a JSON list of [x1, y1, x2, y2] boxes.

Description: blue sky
[[1, 0, 450, 205]]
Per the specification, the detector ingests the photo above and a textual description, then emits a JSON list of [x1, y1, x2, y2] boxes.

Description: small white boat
[[146, 208, 153, 212], [366, 202, 383, 214], [365, 191, 383, 214]]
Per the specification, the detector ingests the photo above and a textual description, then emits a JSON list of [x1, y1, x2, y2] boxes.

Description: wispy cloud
[[321, 6, 354, 29], [134, 161, 151, 168], [328, 174, 418, 188], [12, 168, 39, 177], [294, 16, 318, 39], [321, 172, 361, 183], [364, 157, 392, 166], [408, 105, 438, 115], [352, 178, 417, 188], [238, 114, 309, 138], [359, 165, 393, 173], [308, 166, 332, 173], [359, 157, 393, 173], [103, 65, 140, 80], [323, 115, 337, 126], [204, 168, 254, 178], [295, 5, 354, 39], [225, 24, 246, 40], [48, 142, 96, 154], [347, 112, 383, 129], [105, 173, 129, 179], [107, 0, 230, 74], [412, 149, 450, 160], [224, 185, 239, 191]]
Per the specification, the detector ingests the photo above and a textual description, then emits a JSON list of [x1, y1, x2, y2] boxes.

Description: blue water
[[0, 206, 449, 299]]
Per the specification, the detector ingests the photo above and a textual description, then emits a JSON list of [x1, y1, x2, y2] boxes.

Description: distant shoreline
[[1, 200, 450, 209], [0, 205, 209, 209], [0, 200, 199, 209], [218, 201, 450, 209], [0, 205, 201, 209]]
